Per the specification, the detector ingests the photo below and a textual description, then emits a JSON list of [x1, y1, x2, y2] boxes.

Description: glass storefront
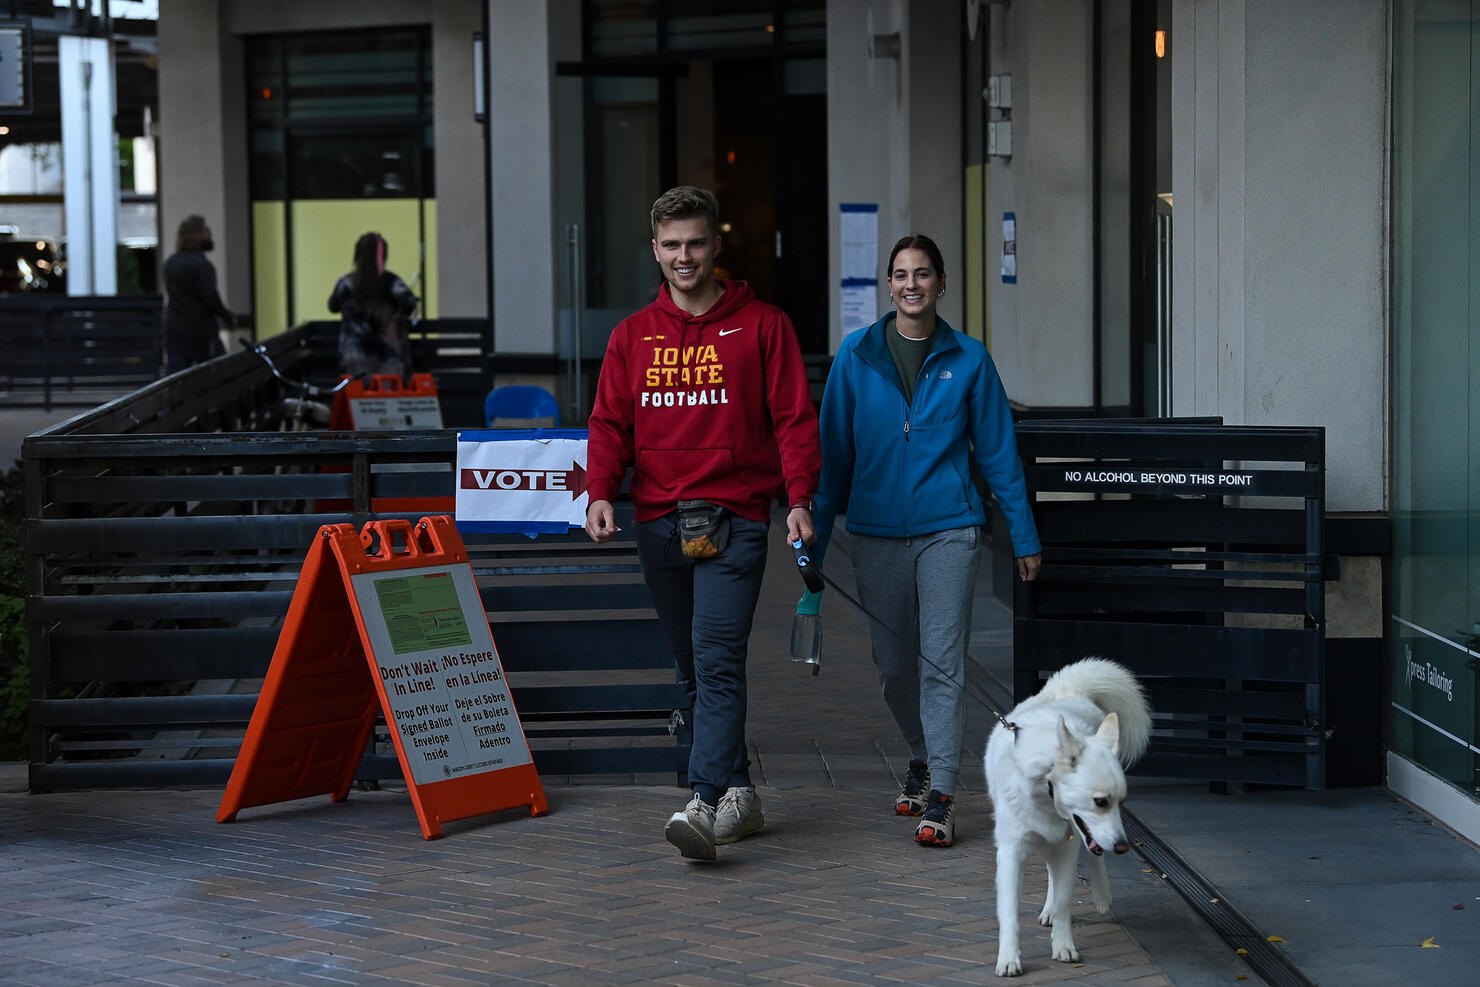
[[246, 29, 436, 337], [1391, 0, 1480, 797], [555, 0, 829, 363]]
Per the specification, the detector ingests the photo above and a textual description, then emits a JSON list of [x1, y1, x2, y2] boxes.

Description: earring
[[937, 289, 945, 298]]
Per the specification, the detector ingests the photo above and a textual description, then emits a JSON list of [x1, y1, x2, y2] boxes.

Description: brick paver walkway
[[2, 783, 1169, 985], [0, 522, 1175, 985]]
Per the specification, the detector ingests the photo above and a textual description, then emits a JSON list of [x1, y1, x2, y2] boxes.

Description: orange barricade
[[218, 516, 548, 839], [324, 374, 454, 514], [328, 373, 443, 430]]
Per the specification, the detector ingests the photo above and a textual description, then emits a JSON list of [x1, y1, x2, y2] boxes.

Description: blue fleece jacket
[[812, 312, 1041, 565]]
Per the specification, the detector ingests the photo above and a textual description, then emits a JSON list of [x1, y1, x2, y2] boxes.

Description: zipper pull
[[903, 418, 910, 440]]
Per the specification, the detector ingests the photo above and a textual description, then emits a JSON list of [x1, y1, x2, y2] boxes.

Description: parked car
[[0, 226, 66, 294]]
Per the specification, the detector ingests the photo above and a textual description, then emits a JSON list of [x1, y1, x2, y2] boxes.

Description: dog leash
[[806, 551, 1020, 736]]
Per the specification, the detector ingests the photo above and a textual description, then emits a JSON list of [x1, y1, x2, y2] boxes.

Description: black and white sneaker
[[896, 759, 931, 816], [914, 789, 955, 847]]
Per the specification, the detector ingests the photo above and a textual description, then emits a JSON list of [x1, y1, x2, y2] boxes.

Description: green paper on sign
[[374, 572, 473, 653]]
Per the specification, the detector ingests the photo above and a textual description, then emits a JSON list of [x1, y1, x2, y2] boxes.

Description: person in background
[[584, 186, 821, 861], [811, 232, 1042, 848], [328, 232, 418, 378], [162, 214, 234, 374]]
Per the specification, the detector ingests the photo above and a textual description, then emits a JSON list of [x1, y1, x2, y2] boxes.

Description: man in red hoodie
[[585, 186, 820, 860]]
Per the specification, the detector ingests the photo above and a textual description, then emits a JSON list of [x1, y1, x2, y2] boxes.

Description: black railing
[[22, 331, 684, 791], [1013, 420, 1327, 789], [0, 295, 163, 409]]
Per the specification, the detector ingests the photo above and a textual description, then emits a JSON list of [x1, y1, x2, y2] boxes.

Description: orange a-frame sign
[[217, 515, 548, 839]]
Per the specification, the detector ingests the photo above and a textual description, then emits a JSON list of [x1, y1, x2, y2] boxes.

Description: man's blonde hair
[[650, 186, 720, 238]]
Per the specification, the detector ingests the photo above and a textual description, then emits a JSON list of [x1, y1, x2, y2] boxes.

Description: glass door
[[1391, 0, 1480, 795], [553, 62, 682, 422]]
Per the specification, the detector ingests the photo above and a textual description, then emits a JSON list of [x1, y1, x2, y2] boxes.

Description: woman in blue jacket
[[812, 233, 1041, 847]]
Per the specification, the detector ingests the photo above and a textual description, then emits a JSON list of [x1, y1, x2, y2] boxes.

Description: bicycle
[[242, 340, 357, 432], [241, 341, 360, 514]]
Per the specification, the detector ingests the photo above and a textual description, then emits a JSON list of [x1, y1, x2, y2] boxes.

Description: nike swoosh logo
[[718, 327, 744, 336]]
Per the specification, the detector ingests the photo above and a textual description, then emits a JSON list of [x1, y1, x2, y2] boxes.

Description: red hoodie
[[586, 280, 820, 523]]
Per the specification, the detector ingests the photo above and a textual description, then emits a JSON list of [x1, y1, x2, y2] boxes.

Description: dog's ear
[[1093, 712, 1121, 756], [1056, 715, 1083, 763]]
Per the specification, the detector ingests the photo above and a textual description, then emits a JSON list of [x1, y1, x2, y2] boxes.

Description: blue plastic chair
[[484, 385, 561, 427]]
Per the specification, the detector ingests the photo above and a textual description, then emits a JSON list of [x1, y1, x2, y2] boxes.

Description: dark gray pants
[[636, 511, 769, 806], [850, 526, 981, 796]]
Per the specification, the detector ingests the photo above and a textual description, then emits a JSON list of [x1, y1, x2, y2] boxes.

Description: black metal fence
[[1013, 420, 1327, 789], [0, 295, 163, 409], [23, 330, 685, 791]]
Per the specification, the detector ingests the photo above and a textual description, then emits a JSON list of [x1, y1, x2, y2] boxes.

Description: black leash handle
[[791, 539, 824, 593]]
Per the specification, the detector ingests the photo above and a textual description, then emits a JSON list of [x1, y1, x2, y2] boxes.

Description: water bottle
[[789, 540, 823, 674]]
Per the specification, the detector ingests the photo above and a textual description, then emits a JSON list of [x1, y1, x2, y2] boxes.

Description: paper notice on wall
[[841, 203, 880, 281], [840, 280, 877, 330]]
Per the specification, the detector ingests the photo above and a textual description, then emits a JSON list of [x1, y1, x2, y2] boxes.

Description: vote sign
[[455, 428, 590, 533]]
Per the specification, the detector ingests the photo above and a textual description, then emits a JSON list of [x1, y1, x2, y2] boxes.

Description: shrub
[[0, 461, 27, 760]]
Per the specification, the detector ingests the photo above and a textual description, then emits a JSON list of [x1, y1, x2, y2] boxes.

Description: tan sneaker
[[664, 794, 717, 860], [914, 790, 954, 847], [713, 786, 765, 844]]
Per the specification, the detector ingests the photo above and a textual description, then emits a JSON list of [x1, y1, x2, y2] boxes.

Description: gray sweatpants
[[850, 526, 981, 797]]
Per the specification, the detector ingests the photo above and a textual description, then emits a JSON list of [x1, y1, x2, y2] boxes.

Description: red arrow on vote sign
[[459, 462, 588, 500]]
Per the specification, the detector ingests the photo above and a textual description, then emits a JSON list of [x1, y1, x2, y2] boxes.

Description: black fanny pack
[[676, 500, 730, 559]]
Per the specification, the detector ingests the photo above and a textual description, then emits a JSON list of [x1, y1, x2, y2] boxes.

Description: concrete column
[[432, 2, 488, 317], [59, 35, 119, 295], [487, 0, 579, 354], [906, 3, 963, 332], [1171, 0, 1386, 511], [826, 0, 963, 350], [1170, 0, 1244, 423], [986, 0, 1095, 408], [158, 0, 246, 312]]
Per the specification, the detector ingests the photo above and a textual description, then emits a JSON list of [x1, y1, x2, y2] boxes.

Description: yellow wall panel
[[288, 199, 429, 325], [251, 202, 288, 339], [251, 198, 439, 336], [422, 200, 439, 320]]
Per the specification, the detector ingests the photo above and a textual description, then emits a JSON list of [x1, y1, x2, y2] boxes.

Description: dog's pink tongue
[[1088, 837, 1102, 853]]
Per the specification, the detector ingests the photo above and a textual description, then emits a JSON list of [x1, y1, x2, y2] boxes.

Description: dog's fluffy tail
[[1038, 657, 1152, 765]]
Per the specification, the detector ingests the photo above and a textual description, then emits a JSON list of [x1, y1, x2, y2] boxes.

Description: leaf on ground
[[1235, 948, 1249, 956], [1421, 937, 1440, 948], [1266, 935, 1284, 942]]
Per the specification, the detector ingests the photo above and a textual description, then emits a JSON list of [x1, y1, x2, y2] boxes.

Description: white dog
[[984, 658, 1151, 977]]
